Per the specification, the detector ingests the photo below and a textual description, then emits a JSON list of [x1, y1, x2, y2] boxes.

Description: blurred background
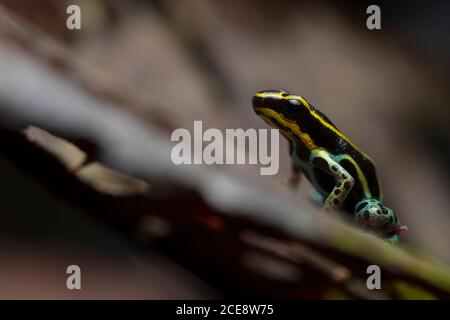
[[0, 0, 449, 299]]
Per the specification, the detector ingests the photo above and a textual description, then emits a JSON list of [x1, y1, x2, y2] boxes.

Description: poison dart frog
[[252, 89, 408, 243]]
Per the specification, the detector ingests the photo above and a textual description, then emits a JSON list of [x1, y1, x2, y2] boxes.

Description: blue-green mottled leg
[[309, 149, 354, 210]]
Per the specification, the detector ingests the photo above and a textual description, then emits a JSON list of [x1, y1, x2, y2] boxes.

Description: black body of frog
[[252, 89, 407, 241]]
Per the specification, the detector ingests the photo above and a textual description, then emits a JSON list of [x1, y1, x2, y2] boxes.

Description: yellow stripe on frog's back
[[286, 95, 376, 167]]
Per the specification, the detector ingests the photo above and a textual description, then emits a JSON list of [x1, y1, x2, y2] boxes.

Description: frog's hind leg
[[309, 149, 354, 210]]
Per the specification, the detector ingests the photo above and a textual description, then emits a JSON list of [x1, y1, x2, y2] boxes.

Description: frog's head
[[252, 90, 311, 135], [355, 198, 408, 242]]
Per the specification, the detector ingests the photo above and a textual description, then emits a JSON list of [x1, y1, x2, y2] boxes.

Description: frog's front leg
[[309, 149, 354, 210], [287, 163, 302, 190], [286, 141, 303, 190]]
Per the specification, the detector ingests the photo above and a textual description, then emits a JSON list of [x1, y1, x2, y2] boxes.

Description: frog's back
[[311, 141, 381, 212], [302, 106, 382, 210]]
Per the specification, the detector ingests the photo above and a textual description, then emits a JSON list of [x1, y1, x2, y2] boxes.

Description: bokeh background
[[0, 0, 449, 299]]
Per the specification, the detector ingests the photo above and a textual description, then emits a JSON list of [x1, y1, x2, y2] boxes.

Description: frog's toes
[[309, 191, 324, 205], [321, 203, 333, 212], [387, 234, 399, 244]]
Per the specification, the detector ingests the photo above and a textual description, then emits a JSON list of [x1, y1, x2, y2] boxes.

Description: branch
[[0, 4, 449, 299]]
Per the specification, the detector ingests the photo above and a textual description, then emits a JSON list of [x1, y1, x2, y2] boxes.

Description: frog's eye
[[281, 92, 289, 97]]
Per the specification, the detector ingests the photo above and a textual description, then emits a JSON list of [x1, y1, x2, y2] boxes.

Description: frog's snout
[[252, 89, 289, 113]]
